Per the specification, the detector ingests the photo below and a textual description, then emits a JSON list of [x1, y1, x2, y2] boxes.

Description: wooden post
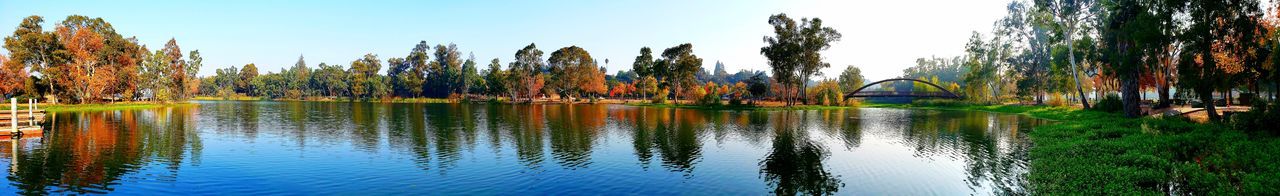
[[10, 98, 16, 134], [28, 99, 34, 126]]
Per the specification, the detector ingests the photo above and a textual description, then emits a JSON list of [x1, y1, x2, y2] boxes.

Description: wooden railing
[[0, 98, 45, 136]]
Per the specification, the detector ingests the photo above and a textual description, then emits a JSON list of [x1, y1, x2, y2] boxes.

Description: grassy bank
[[42, 102, 195, 112], [623, 102, 855, 110], [866, 102, 1280, 194]]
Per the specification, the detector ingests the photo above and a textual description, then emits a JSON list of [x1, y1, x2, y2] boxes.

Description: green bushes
[[650, 88, 669, 104], [868, 104, 1280, 194], [1231, 101, 1280, 135], [1093, 93, 1123, 113]]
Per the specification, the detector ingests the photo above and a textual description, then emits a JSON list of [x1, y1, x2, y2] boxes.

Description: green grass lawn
[[866, 102, 1280, 194], [43, 102, 196, 112]]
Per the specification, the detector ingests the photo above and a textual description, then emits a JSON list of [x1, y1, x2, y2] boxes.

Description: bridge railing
[[848, 91, 959, 98]]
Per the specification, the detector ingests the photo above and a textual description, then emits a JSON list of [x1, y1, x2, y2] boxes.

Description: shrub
[[1093, 93, 1123, 113], [1231, 101, 1280, 135], [694, 82, 722, 106], [1047, 93, 1067, 107], [806, 80, 843, 106], [651, 88, 669, 104]]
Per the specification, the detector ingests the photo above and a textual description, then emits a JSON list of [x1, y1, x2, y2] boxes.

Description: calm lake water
[[0, 101, 1046, 195]]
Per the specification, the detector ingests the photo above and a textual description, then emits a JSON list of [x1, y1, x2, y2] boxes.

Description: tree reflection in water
[[0, 102, 1043, 195], [5, 106, 202, 195], [759, 111, 843, 195]]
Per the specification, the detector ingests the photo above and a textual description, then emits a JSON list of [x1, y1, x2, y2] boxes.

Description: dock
[[1, 98, 44, 136]]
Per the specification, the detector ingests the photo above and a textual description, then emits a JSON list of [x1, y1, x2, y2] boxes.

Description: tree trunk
[[1202, 88, 1219, 121], [801, 76, 810, 105], [1121, 73, 1141, 117], [1157, 81, 1171, 109], [1066, 29, 1092, 109]]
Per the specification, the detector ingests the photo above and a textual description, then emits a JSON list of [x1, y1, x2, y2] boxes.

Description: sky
[[1, 0, 1010, 81]]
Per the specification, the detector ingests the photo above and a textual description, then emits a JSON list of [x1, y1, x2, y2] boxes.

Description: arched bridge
[[846, 78, 962, 99]]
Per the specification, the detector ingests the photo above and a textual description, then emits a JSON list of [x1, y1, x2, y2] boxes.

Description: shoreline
[[42, 102, 197, 112]]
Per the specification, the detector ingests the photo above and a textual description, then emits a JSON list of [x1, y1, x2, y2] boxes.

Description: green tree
[[548, 46, 600, 101], [762, 13, 839, 105], [509, 43, 546, 102], [184, 50, 202, 99], [387, 57, 411, 97], [632, 47, 654, 78], [238, 63, 258, 95], [288, 55, 310, 98], [1036, 0, 1098, 109], [461, 53, 479, 97], [139, 49, 169, 101], [484, 58, 508, 97], [659, 43, 702, 103], [3, 15, 67, 100], [635, 76, 658, 99], [213, 66, 238, 98], [1176, 0, 1264, 121], [748, 72, 771, 104], [430, 43, 463, 96], [347, 54, 382, 101], [311, 62, 348, 97], [1098, 0, 1165, 117], [838, 65, 864, 93], [406, 41, 430, 97]]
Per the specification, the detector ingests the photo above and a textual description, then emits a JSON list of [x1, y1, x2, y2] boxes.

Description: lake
[[0, 101, 1046, 195]]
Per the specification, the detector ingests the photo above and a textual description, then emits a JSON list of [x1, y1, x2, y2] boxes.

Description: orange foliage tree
[[56, 25, 110, 103], [0, 54, 28, 97]]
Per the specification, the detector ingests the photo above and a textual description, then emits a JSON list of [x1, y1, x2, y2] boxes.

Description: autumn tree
[[0, 54, 28, 98], [55, 19, 108, 103]]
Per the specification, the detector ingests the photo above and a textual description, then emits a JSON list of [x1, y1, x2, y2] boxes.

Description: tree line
[[2, 15, 201, 103], [3, 13, 868, 107]]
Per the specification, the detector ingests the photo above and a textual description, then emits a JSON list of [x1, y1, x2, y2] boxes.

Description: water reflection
[[760, 111, 842, 195], [0, 102, 1045, 195], [5, 106, 201, 195]]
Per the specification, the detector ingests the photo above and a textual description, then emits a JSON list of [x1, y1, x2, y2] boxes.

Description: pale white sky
[[771, 0, 1010, 81], [1, 0, 1012, 80]]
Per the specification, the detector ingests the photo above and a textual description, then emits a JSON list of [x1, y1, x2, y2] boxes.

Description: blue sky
[[1, 0, 1008, 80]]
